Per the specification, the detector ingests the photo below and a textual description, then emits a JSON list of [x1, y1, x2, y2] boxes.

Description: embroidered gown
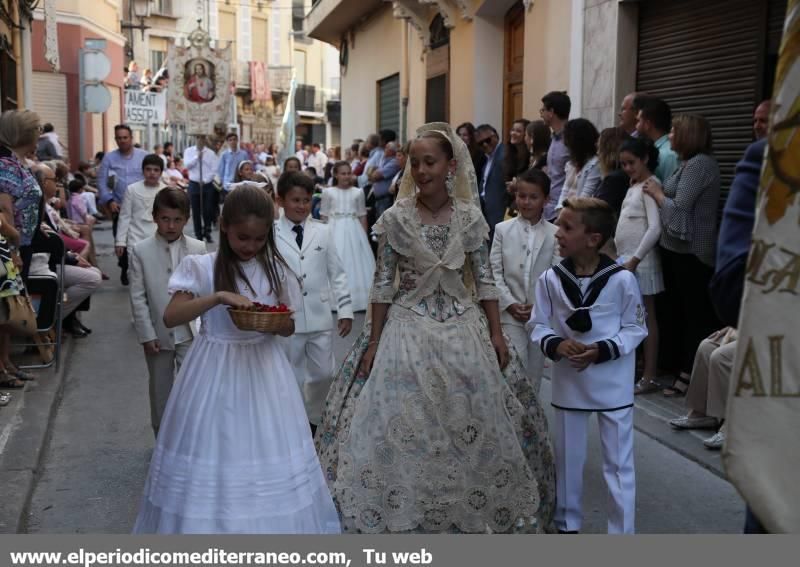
[[133, 253, 341, 534], [320, 187, 375, 311], [315, 198, 555, 533]]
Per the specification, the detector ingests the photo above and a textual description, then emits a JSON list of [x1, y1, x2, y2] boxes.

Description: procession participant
[[531, 197, 648, 534], [275, 172, 353, 434], [490, 168, 560, 394], [128, 188, 206, 437], [320, 161, 375, 312], [133, 186, 340, 534], [316, 123, 555, 534], [97, 124, 147, 285]]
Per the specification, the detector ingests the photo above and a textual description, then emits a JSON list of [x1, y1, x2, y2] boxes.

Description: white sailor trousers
[[553, 406, 635, 534]]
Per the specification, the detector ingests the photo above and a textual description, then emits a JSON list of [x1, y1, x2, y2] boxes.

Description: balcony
[[268, 66, 294, 94], [305, 0, 384, 45]]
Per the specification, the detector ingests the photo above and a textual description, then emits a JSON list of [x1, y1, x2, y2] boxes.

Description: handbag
[[0, 226, 37, 334], [6, 291, 38, 336]]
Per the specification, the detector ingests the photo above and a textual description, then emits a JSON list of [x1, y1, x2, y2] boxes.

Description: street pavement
[[15, 224, 745, 533]]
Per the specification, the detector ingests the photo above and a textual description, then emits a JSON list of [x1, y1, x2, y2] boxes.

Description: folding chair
[[18, 235, 65, 370]]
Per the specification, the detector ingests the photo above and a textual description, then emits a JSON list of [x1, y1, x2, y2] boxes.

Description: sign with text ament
[[124, 90, 167, 124]]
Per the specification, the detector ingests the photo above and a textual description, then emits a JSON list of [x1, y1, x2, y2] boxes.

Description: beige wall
[[522, 0, 572, 119], [57, 0, 120, 34], [340, 7, 404, 144], [448, 20, 476, 127], [407, 26, 427, 138]]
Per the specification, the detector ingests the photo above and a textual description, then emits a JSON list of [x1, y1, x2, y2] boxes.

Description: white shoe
[[703, 430, 726, 450]]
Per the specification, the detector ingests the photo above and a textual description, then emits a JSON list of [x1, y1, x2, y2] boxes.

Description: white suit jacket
[[490, 216, 560, 327], [275, 216, 354, 334], [129, 234, 207, 349]]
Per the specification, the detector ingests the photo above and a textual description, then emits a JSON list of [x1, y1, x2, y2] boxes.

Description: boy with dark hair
[[530, 197, 648, 534], [275, 171, 353, 435], [491, 168, 559, 393], [129, 188, 207, 436], [115, 153, 166, 262]]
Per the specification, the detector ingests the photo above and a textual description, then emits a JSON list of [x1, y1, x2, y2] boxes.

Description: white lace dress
[[320, 187, 375, 311], [614, 176, 665, 295], [315, 199, 555, 533], [133, 253, 341, 534]]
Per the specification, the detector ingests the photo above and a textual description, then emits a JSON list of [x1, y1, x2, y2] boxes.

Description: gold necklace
[[417, 196, 451, 219]]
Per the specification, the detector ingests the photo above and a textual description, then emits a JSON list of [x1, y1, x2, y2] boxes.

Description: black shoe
[[63, 317, 89, 338], [77, 321, 92, 334], [121, 272, 129, 286], [205, 233, 214, 244]]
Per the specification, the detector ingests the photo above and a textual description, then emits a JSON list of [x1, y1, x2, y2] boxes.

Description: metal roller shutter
[[378, 74, 400, 137], [32, 72, 70, 154], [636, 0, 764, 207]]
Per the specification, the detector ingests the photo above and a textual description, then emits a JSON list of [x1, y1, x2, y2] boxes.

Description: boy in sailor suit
[[275, 172, 354, 435], [490, 169, 560, 393], [530, 197, 647, 534], [128, 188, 207, 436]]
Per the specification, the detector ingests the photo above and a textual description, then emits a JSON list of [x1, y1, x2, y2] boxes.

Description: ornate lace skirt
[[315, 305, 555, 533]]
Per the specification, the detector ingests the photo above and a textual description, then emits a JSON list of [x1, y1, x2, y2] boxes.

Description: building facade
[[29, 0, 126, 166], [309, 0, 785, 194], [307, 0, 574, 145]]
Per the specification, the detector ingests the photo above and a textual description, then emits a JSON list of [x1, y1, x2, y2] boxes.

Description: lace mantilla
[[372, 198, 490, 308]]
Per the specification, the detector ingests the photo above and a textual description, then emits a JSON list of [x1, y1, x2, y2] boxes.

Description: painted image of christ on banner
[[184, 59, 215, 103]]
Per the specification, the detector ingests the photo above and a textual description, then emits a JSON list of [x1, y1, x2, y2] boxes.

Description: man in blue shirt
[[217, 132, 250, 192], [636, 97, 679, 183], [97, 124, 148, 285], [368, 141, 401, 218], [540, 91, 571, 221]]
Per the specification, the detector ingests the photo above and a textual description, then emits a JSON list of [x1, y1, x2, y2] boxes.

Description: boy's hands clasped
[[556, 339, 600, 371]]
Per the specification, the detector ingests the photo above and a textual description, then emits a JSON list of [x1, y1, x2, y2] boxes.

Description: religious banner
[[722, 0, 800, 533], [250, 61, 270, 103], [167, 24, 233, 135]]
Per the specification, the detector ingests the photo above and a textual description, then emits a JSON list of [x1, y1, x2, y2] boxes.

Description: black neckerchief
[[553, 254, 622, 333]]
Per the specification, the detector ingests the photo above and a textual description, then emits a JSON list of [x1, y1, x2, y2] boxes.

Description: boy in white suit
[[128, 188, 207, 436], [275, 172, 354, 434], [490, 168, 560, 392], [531, 197, 647, 534]]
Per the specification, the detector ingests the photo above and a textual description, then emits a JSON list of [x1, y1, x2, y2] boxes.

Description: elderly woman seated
[[33, 164, 103, 337]]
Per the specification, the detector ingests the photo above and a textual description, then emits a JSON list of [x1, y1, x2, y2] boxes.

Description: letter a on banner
[[723, 0, 800, 533]]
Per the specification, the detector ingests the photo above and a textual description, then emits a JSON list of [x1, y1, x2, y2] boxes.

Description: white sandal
[[0, 391, 11, 406]]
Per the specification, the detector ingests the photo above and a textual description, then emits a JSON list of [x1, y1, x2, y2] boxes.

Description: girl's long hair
[[504, 119, 531, 182], [214, 185, 287, 297]]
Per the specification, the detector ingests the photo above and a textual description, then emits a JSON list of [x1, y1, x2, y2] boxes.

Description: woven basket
[[228, 308, 293, 333]]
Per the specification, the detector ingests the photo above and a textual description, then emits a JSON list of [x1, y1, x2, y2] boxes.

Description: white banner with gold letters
[[723, 0, 800, 533]]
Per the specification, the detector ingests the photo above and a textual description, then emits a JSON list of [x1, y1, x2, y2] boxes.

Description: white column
[[21, 23, 34, 109], [569, 0, 585, 118]]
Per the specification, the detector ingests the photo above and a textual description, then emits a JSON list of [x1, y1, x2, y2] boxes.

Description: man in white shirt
[[183, 136, 220, 242], [306, 143, 328, 175]]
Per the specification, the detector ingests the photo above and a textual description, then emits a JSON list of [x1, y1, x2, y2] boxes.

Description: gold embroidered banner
[[724, 0, 800, 533]]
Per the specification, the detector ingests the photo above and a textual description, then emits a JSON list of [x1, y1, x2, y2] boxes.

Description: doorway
[[503, 1, 525, 138]]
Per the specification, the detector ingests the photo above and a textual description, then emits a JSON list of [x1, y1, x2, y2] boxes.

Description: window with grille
[[377, 74, 400, 137], [150, 50, 166, 73]]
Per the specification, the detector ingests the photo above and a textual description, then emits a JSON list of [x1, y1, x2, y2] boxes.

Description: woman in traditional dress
[[315, 123, 555, 534]]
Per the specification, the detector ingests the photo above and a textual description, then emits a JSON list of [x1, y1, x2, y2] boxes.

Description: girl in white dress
[[133, 186, 340, 534], [615, 137, 664, 396], [320, 161, 375, 311]]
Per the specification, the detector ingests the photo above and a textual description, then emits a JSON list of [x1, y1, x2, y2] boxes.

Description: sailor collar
[[553, 255, 623, 333]]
